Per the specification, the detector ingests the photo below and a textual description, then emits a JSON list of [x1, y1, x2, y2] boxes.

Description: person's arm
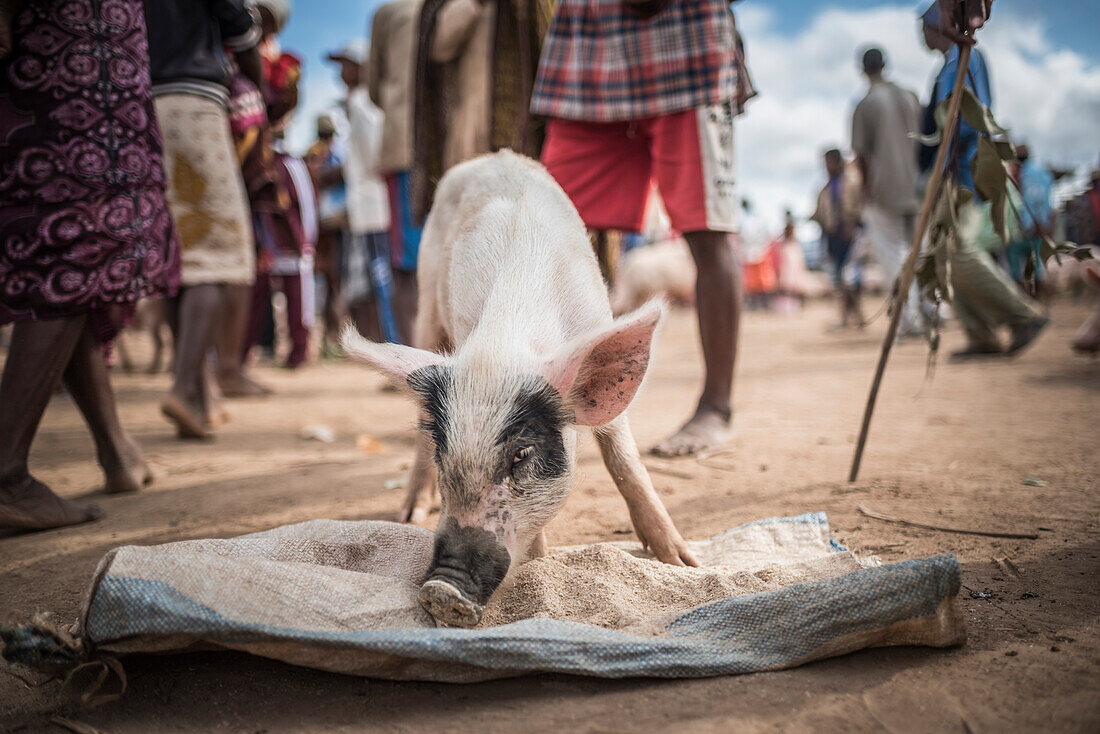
[[430, 0, 484, 63], [214, 0, 263, 88], [215, 0, 261, 55], [348, 93, 383, 178], [810, 188, 826, 228]]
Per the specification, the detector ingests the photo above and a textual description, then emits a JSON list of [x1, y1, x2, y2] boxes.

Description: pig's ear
[[340, 323, 448, 387], [546, 299, 664, 427]]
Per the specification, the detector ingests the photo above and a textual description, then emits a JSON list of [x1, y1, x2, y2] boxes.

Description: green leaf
[[993, 140, 1017, 161], [973, 138, 1008, 243], [1070, 245, 1095, 261], [1038, 237, 1096, 266], [958, 87, 1009, 137], [1040, 234, 1061, 266], [916, 252, 937, 293]]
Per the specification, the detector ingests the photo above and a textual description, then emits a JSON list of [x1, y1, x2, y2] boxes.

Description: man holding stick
[[920, 4, 1048, 359]]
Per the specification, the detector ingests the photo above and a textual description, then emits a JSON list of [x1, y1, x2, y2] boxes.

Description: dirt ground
[[1, 297, 1098, 733]]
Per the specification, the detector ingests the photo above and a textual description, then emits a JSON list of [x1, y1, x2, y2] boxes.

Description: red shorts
[[541, 104, 736, 234]]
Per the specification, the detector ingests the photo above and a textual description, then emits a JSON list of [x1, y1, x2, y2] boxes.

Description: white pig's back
[[422, 151, 611, 355]]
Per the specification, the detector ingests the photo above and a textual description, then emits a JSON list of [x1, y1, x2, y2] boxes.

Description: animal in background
[[608, 238, 697, 316]]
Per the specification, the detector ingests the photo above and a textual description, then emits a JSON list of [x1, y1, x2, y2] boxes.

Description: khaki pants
[[863, 204, 923, 335], [950, 203, 1041, 348]]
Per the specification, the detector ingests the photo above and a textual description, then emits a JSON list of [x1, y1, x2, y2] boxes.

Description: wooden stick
[[849, 43, 973, 482], [858, 503, 1039, 540]]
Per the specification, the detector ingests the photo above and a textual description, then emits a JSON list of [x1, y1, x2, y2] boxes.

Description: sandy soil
[[1, 297, 1098, 733]]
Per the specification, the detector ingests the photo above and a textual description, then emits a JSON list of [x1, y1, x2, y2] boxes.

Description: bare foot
[[0, 474, 103, 531], [628, 503, 698, 566], [216, 371, 274, 398], [650, 406, 731, 457], [100, 436, 155, 494], [204, 405, 232, 429], [161, 394, 213, 440]]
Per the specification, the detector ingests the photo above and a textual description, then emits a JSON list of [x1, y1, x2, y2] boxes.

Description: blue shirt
[[931, 47, 992, 194], [1018, 159, 1053, 233]]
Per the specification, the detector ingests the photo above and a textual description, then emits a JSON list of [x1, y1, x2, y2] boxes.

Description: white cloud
[[735, 3, 1100, 236]]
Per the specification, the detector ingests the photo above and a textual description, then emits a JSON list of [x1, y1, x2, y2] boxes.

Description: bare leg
[[215, 283, 272, 397], [596, 415, 697, 565], [651, 229, 740, 456], [398, 430, 438, 524], [397, 294, 442, 523], [62, 321, 152, 494], [162, 284, 222, 439], [146, 298, 167, 373], [392, 270, 418, 346], [115, 331, 135, 372], [317, 229, 347, 354], [350, 298, 383, 343], [0, 317, 103, 530]]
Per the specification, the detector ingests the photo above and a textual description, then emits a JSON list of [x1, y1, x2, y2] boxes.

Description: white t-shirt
[[345, 87, 391, 234]]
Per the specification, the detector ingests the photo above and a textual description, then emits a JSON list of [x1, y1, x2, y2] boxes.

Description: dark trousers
[[245, 272, 309, 368]]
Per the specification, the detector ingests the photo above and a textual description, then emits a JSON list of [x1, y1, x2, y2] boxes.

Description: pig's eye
[[512, 446, 534, 466]]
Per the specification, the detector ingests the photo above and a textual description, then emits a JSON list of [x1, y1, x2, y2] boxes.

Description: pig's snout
[[419, 517, 510, 627]]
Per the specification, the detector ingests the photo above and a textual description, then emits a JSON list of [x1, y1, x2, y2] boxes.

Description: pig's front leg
[[397, 429, 437, 524], [594, 415, 698, 566]]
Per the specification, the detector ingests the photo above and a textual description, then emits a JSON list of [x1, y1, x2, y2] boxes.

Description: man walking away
[[852, 47, 924, 338], [920, 4, 1048, 359]]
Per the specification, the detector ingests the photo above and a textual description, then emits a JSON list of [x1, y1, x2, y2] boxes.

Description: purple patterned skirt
[[0, 0, 179, 342]]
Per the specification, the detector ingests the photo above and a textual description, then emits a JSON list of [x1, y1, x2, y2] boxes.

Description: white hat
[[327, 39, 369, 66]]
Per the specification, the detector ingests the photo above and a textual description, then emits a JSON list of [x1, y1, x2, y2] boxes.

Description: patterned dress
[[0, 0, 179, 341]]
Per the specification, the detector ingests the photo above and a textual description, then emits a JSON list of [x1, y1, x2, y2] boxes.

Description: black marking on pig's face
[[408, 363, 454, 456], [497, 378, 570, 489]]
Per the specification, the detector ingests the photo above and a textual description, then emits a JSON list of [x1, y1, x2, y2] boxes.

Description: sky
[[279, 0, 1100, 236]]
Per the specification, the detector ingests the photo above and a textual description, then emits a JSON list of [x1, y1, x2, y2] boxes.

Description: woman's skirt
[[154, 93, 254, 287], [0, 0, 180, 341]]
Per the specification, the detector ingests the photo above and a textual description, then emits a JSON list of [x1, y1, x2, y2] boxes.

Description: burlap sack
[[3, 513, 964, 683]]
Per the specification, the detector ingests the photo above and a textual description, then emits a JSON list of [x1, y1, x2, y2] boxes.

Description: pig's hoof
[[418, 579, 483, 628]]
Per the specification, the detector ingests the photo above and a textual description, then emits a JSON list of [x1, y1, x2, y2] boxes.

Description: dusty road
[[2, 298, 1098, 733]]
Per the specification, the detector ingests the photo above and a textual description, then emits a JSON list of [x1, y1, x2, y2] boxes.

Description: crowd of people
[[0, 0, 1095, 535], [806, 7, 1099, 360]]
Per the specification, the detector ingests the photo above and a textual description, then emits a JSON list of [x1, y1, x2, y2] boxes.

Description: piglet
[[342, 151, 696, 628]]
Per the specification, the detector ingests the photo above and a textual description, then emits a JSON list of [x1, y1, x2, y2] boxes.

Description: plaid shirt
[[531, 0, 739, 122]]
